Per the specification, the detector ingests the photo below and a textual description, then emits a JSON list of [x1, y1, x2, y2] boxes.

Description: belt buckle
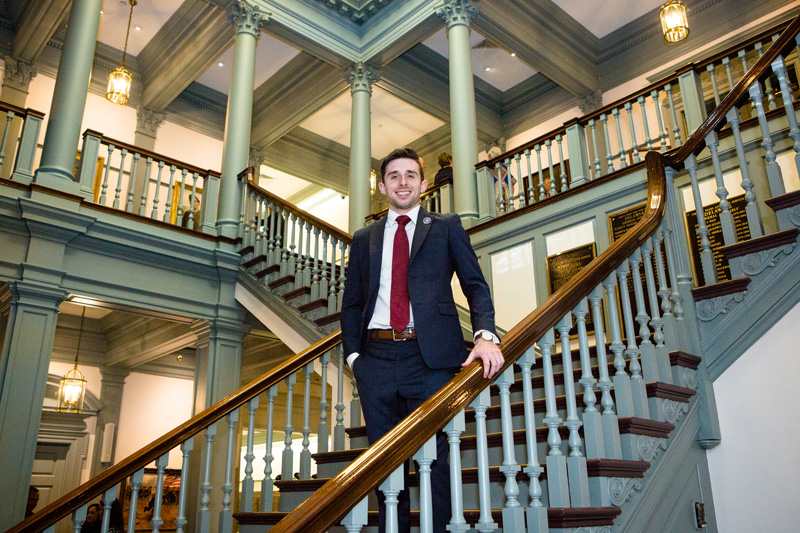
[[392, 329, 408, 341]]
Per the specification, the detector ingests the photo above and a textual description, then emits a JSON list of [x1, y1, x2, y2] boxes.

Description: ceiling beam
[[138, 0, 233, 111], [6, 0, 70, 64], [103, 316, 196, 368], [473, 0, 598, 98]]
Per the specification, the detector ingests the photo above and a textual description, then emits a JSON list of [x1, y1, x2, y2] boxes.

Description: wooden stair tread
[[269, 274, 295, 289], [315, 311, 341, 327], [243, 254, 266, 268], [764, 189, 800, 211], [255, 263, 280, 278], [719, 227, 799, 259], [691, 277, 750, 301], [297, 298, 328, 313]]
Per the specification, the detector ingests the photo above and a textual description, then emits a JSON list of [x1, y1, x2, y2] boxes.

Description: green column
[[89, 366, 129, 478], [346, 62, 378, 232], [0, 282, 67, 530], [34, 0, 101, 194], [437, 0, 480, 224], [217, 2, 269, 240]]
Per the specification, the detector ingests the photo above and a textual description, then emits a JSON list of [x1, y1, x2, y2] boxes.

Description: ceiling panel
[[551, 0, 666, 38], [97, 0, 184, 57]]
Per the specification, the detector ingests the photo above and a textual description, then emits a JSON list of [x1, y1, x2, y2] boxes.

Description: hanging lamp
[[660, 0, 689, 43], [106, 0, 137, 105], [57, 306, 88, 413]]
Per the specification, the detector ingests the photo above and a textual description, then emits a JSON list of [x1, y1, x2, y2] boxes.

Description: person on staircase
[[341, 147, 503, 533]]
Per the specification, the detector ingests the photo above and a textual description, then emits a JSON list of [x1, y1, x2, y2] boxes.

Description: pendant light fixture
[[57, 306, 88, 413], [660, 0, 689, 43], [106, 0, 137, 105]]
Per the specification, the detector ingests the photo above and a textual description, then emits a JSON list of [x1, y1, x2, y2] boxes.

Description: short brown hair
[[437, 152, 452, 168], [380, 148, 424, 182]]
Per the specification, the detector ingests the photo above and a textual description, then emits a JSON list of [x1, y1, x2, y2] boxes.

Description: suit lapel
[[408, 208, 432, 267], [367, 216, 386, 304]]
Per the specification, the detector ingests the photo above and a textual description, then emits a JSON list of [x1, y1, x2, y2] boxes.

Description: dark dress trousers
[[341, 208, 497, 532]]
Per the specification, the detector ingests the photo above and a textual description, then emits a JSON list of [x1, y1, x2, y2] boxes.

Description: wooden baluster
[[310, 227, 321, 300], [99, 144, 115, 205], [726, 105, 764, 238], [445, 410, 469, 532], [260, 385, 278, 511], [637, 94, 653, 151], [602, 274, 634, 418], [624, 101, 640, 163], [707, 63, 721, 106], [556, 133, 568, 191], [707, 131, 738, 247], [497, 366, 525, 529], [557, 313, 590, 506], [617, 262, 650, 418], [100, 486, 115, 533], [665, 83, 682, 147], [380, 466, 404, 533], [328, 237, 339, 314], [340, 496, 369, 533], [241, 396, 259, 511], [470, 387, 499, 531], [197, 423, 216, 533], [524, 148, 533, 206], [151, 160, 165, 219], [175, 439, 193, 533], [0, 111, 13, 173], [282, 373, 297, 480], [113, 148, 127, 209], [126, 469, 144, 533], [575, 299, 603, 460], [300, 362, 313, 479], [588, 118, 602, 177], [164, 164, 177, 222], [589, 285, 622, 459], [612, 107, 627, 168], [125, 152, 140, 213], [334, 346, 346, 451], [651, 89, 669, 152], [71, 504, 88, 533], [772, 54, 800, 180], [318, 351, 331, 453], [643, 239, 672, 383], [519, 347, 547, 531], [139, 157, 153, 216], [219, 410, 238, 533], [413, 435, 437, 533], [600, 113, 615, 172], [685, 154, 717, 284], [535, 144, 545, 200], [630, 249, 659, 382], [545, 139, 557, 196], [150, 453, 169, 533], [539, 328, 569, 506]]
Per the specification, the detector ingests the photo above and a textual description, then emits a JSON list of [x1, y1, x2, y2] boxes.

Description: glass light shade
[[106, 66, 132, 105], [660, 0, 689, 43], [57, 367, 86, 413]]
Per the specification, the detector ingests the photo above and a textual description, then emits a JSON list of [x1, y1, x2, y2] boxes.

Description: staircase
[[10, 13, 800, 533]]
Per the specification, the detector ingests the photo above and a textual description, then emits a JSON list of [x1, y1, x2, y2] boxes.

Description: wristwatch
[[480, 331, 494, 342]]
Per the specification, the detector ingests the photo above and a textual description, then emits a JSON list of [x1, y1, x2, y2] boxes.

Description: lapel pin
[[423, 216, 432, 225]]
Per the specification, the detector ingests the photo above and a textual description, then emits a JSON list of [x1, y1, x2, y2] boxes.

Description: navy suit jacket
[[340, 208, 497, 370]]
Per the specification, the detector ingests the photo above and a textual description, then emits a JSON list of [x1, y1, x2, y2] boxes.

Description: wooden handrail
[[240, 166, 353, 244], [670, 13, 800, 164], [0, 101, 44, 119], [7, 331, 343, 533], [83, 130, 221, 179], [270, 151, 667, 532]]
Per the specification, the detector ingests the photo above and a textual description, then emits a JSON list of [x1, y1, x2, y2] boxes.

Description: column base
[[34, 166, 81, 196]]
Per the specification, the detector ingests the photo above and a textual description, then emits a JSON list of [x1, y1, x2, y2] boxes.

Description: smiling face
[[379, 157, 428, 214]]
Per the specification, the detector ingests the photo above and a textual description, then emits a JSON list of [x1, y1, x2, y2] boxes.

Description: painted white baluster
[[0, 111, 13, 173], [241, 396, 259, 511], [589, 285, 622, 459], [71, 503, 88, 533], [302, 221, 313, 288], [556, 133, 569, 191], [176, 168, 189, 221], [150, 160, 165, 219], [381, 465, 404, 533], [175, 439, 193, 533], [319, 233, 330, 300], [637, 94, 653, 151], [726, 105, 764, 237], [471, 387, 498, 531], [722, 56, 735, 96], [337, 241, 347, 311], [685, 154, 717, 284], [340, 496, 369, 533], [535, 144, 546, 200], [575, 299, 603, 461], [612, 107, 627, 168], [286, 213, 298, 279], [624, 101, 640, 163], [630, 249, 659, 384], [651, 89, 668, 152], [707, 63, 721, 106], [98, 143, 114, 205], [772, 54, 800, 185], [163, 164, 177, 222], [139, 157, 153, 216], [665, 83, 682, 147], [445, 410, 469, 532], [748, 76, 787, 208], [414, 435, 437, 533], [707, 131, 738, 247], [150, 453, 169, 533], [350, 373, 362, 428], [219, 410, 238, 533], [514, 153, 523, 209], [260, 385, 279, 511], [754, 41, 778, 110], [126, 469, 144, 533], [197, 423, 216, 533], [600, 113, 615, 172], [112, 147, 127, 209], [300, 362, 313, 479], [334, 346, 346, 451], [310, 227, 322, 300], [318, 352, 331, 453], [495, 161, 506, 214], [602, 273, 634, 418], [617, 262, 650, 418], [661, 223, 685, 322], [539, 328, 569, 506], [524, 148, 534, 206], [497, 366, 525, 530], [282, 373, 297, 480], [328, 236, 339, 314], [100, 486, 115, 533], [125, 152, 140, 213], [519, 346, 547, 531], [545, 139, 557, 196], [643, 238, 672, 383], [588, 118, 602, 177]]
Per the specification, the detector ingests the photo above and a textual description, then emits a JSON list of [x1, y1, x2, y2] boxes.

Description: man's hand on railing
[[463, 337, 504, 379]]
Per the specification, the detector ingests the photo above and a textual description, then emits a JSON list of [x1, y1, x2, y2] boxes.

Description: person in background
[[433, 152, 452, 187], [181, 195, 201, 230], [25, 487, 39, 517], [487, 146, 516, 210], [80, 503, 101, 533]]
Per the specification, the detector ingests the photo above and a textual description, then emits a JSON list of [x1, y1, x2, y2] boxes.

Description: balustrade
[[0, 103, 44, 184]]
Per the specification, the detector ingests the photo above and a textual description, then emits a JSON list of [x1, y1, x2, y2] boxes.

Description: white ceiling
[[551, 0, 666, 38], [299, 86, 445, 159], [97, 0, 184, 57], [61, 301, 113, 319]]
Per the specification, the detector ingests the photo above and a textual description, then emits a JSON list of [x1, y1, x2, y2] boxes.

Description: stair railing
[[0, 102, 44, 183], [267, 12, 800, 532]]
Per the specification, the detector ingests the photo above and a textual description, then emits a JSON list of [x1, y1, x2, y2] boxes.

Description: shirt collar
[[387, 205, 421, 227]]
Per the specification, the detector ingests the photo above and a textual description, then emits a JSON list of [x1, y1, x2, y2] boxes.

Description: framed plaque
[[546, 242, 597, 335]]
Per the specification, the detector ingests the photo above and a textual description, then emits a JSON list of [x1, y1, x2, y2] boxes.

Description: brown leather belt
[[369, 328, 417, 341]]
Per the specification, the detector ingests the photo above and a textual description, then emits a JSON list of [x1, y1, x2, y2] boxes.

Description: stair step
[[256, 263, 280, 279], [269, 274, 295, 290], [691, 276, 750, 301], [243, 254, 266, 269], [669, 350, 701, 369], [315, 311, 341, 327], [297, 298, 328, 314], [764, 189, 800, 213], [235, 506, 623, 528], [282, 286, 311, 302], [238, 244, 254, 256], [720, 227, 799, 260]]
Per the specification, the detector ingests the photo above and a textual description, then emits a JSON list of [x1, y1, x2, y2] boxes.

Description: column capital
[[99, 365, 129, 384], [2, 56, 38, 93], [344, 62, 380, 94], [228, 1, 270, 38], [136, 106, 165, 138], [249, 146, 265, 169], [436, 0, 479, 30], [579, 90, 603, 114]]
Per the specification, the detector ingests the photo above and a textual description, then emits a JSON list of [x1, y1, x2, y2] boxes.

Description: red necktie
[[390, 215, 411, 332]]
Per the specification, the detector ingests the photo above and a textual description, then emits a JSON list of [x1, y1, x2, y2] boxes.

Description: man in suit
[[341, 147, 503, 532]]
